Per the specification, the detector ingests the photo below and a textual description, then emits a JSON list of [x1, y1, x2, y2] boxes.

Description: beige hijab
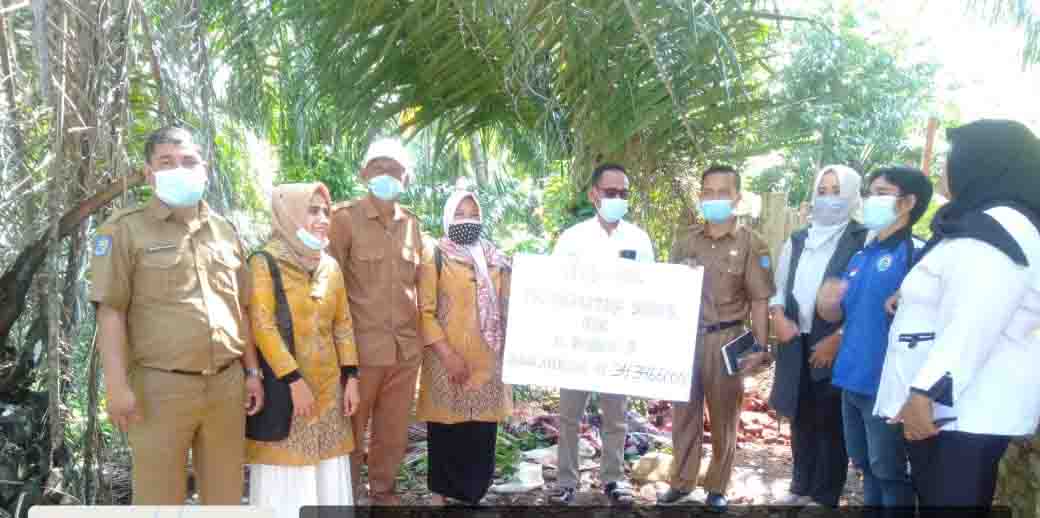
[[270, 182, 332, 272]]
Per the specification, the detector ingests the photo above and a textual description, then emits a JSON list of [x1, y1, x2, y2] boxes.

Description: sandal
[[603, 481, 634, 506]]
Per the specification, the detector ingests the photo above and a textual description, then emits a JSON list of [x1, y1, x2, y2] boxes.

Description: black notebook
[[721, 330, 765, 376]]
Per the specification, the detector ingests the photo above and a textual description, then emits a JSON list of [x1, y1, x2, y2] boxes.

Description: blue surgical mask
[[296, 228, 328, 251], [862, 195, 900, 231], [369, 174, 404, 201], [699, 199, 734, 224], [597, 198, 628, 223], [153, 167, 207, 208]]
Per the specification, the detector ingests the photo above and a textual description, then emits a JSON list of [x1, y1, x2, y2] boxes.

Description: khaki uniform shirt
[[88, 199, 249, 373], [669, 224, 775, 326], [328, 196, 425, 367]]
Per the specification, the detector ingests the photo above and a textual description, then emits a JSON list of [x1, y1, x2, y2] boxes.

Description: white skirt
[[249, 455, 353, 518]]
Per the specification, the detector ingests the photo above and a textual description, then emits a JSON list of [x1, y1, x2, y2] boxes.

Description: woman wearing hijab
[[247, 183, 361, 518], [873, 120, 1040, 511], [816, 166, 933, 510], [768, 165, 867, 507], [418, 189, 512, 506]]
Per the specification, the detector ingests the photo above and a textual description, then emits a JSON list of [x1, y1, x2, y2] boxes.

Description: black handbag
[[245, 250, 297, 442]]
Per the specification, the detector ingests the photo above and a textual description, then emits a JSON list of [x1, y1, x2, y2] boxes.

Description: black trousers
[[427, 421, 498, 504], [789, 339, 848, 506], [907, 431, 1011, 516]]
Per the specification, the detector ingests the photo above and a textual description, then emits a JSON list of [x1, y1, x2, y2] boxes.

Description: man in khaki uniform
[[659, 165, 774, 512], [328, 139, 425, 505], [90, 127, 264, 504]]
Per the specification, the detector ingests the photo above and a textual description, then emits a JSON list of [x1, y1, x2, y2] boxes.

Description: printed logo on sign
[[877, 254, 893, 272], [760, 255, 770, 269], [94, 235, 112, 257]]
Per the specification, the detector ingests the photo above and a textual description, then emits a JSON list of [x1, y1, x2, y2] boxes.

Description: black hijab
[[919, 119, 1040, 266]]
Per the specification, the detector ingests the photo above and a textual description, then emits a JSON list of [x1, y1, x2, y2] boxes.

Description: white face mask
[[296, 228, 328, 251], [153, 167, 208, 208], [812, 195, 852, 226], [862, 195, 900, 231]]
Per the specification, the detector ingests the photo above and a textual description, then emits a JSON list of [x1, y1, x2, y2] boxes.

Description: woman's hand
[[343, 377, 360, 417], [818, 279, 849, 313], [290, 378, 316, 420], [894, 393, 939, 441], [771, 307, 800, 343], [433, 340, 469, 384], [885, 291, 900, 316], [809, 332, 841, 369]]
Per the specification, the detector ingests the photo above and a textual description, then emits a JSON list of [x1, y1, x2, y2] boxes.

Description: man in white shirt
[[549, 163, 655, 505]]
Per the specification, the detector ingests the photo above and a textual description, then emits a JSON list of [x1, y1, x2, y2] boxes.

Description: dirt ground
[[381, 368, 865, 510]]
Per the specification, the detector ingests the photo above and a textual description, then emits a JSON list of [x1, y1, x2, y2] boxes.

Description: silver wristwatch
[[244, 367, 263, 380]]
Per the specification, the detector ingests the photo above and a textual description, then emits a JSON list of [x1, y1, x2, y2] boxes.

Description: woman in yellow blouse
[[247, 183, 360, 517], [419, 189, 512, 505]]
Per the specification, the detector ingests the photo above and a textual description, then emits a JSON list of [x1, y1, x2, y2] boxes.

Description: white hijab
[[806, 164, 862, 249], [442, 190, 490, 282]]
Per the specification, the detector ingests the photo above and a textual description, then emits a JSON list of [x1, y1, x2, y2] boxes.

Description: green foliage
[[495, 429, 551, 479], [761, 8, 937, 208]]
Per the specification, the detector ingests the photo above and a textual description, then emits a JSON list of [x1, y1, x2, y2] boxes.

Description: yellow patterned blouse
[[246, 240, 359, 466], [418, 242, 512, 424]]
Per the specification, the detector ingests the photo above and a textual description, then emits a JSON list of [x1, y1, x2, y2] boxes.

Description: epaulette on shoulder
[[102, 205, 147, 226], [331, 199, 358, 213]]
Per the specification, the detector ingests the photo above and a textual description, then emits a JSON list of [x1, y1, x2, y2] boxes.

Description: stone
[[630, 452, 673, 483], [490, 462, 544, 494]]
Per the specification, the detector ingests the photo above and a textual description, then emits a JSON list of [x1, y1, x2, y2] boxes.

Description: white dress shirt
[[873, 206, 1040, 436], [553, 216, 656, 264], [769, 225, 847, 333]]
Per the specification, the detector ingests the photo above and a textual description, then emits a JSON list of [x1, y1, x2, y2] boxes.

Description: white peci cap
[[362, 138, 413, 173]]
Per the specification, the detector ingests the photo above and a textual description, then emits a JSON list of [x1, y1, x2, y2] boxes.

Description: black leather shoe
[[705, 492, 728, 513], [549, 487, 576, 505], [656, 487, 691, 505]]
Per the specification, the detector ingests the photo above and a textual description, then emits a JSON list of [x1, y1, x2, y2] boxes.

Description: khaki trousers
[[669, 327, 745, 494], [557, 390, 627, 489], [349, 361, 420, 503], [128, 365, 245, 504]]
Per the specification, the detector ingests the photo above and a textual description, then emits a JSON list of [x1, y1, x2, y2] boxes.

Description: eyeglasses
[[598, 188, 630, 200]]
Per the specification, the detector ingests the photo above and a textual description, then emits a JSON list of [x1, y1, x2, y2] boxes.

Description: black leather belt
[[701, 319, 743, 334], [144, 362, 234, 377]]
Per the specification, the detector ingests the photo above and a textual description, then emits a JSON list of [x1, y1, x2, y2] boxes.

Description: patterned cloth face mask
[[448, 219, 482, 245]]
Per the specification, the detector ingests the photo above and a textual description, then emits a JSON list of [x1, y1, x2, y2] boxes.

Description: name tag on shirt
[[145, 242, 177, 253]]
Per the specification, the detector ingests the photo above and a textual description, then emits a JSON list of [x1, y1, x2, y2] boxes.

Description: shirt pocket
[[136, 245, 184, 298], [205, 242, 242, 294], [718, 251, 747, 303], [351, 244, 385, 280], [398, 246, 420, 284]]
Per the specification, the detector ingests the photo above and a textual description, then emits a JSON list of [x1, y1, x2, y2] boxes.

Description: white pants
[[249, 455, 353, 518]]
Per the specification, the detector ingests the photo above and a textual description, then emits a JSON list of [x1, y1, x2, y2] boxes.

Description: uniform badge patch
[[760, 255, 770, 269], [94, 235, 112, 257], [877, 254, 893, 272]]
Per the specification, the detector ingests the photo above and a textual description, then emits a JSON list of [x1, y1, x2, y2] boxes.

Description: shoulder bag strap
[[250, 250, 296, 356]]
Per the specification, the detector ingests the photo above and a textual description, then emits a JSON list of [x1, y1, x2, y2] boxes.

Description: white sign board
[[502, 254, 703, 402]]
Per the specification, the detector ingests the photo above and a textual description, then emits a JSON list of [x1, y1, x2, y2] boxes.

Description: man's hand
[[290, 378, 317, 420], [433, 340, 469, 384], [808, 333, 841, 369], [106, 382, 141, 433], [343, 377, 360, 417], [895, 393, 940, 442], [739, 351, 769, 374], [245, 376, 265, 416], [771, 307, 800, 343]]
